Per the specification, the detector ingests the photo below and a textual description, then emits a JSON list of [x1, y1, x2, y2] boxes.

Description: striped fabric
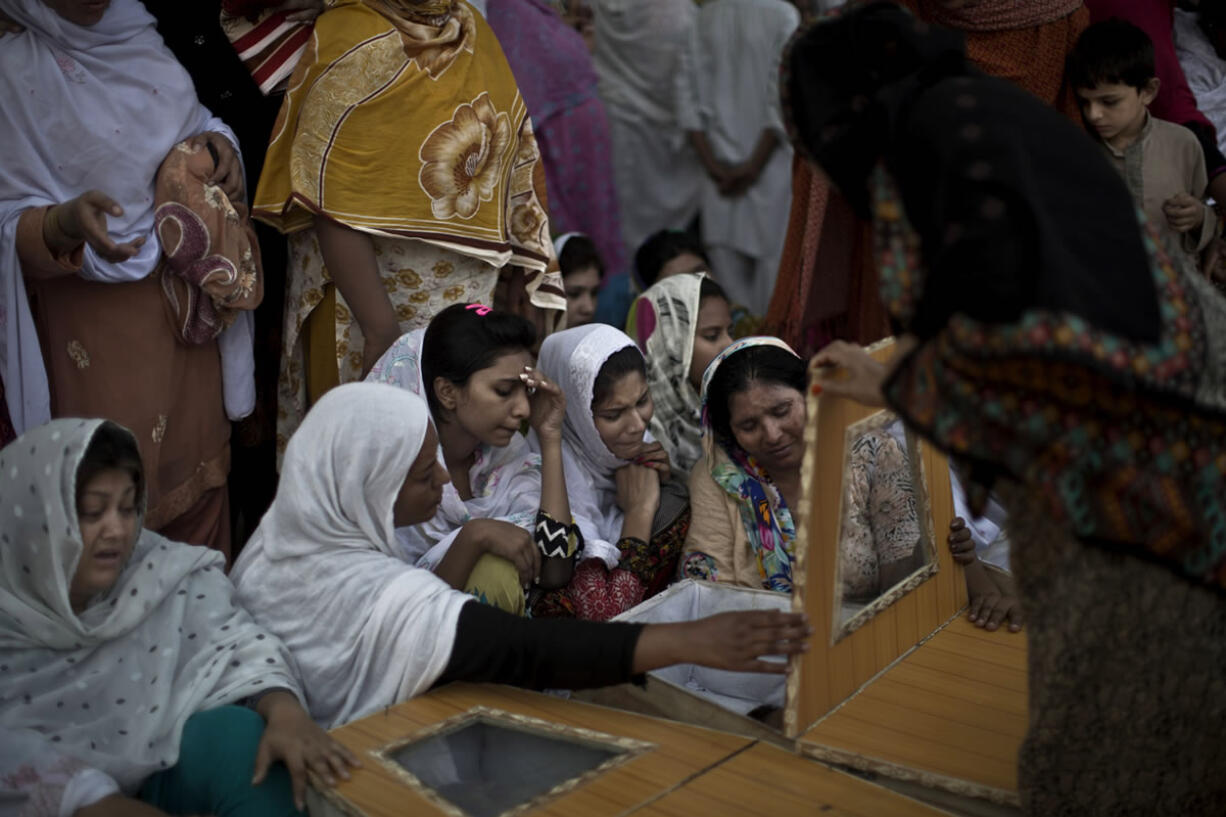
[[221, 7, 310, 95]]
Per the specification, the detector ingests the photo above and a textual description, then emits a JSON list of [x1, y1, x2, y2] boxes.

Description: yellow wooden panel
[[805, 712, 1019, 793], [924, 444, 968, 610], [316, 684, 753, 817], [873, 601, 899, 667], [913, 581, 941, 646], [797, 620, 1028, 803], [851, 617, 879, 688], [788, 337, 999, 754], [636, 743, 951, 817], [788, 340, 977, 739], [886, 662, 1028, 716], [892, 586, 921, 653]]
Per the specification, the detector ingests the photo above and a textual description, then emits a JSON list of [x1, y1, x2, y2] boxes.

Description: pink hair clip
[[465, 304, 492, 316]]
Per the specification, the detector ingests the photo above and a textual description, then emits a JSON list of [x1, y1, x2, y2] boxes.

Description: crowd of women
[[2, 0, 1226, 816]]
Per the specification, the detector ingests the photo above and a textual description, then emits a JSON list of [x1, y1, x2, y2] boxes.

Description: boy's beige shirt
[[1102, 112, 1217, 270]]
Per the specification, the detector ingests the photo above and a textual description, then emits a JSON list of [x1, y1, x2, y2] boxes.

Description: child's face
[[1075, 79, 1159, 145], [563, 265, 601, 327]]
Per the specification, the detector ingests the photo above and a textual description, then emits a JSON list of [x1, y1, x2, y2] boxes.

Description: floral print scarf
[[252, 0, 561, 288]]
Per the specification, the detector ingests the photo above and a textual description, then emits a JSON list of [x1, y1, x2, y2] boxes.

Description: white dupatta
[[535, 324, 649, 568], [231, 384, 472, 728], [0, 420, 299, 807], [0, 0, 254, 431]]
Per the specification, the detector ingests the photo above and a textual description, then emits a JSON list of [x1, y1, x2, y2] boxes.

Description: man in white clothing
[[591, 0, 705, 263], [676, 0, 800, 317]]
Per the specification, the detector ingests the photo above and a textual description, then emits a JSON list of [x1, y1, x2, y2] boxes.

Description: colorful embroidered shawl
[[253, 0, 555, 275], [697, 337, 802, 592], [784, 3, 1226, 589]]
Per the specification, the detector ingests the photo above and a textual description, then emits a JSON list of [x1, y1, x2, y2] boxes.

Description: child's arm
[[985, 566, 1024, 633], [1163, 134, 1219, 254], [949, 519, 1023, 633], [1163, 193, 1216, 252]]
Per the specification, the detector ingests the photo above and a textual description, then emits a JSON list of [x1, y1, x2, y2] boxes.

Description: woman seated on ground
[[365, 303, 576, 615], [627, 272, 734, 477], [556, 233, 604, 327], [1, 0, 263, 558], [230, 383, 810, 729], [0, 420, 352, 817], [681, 338, 806, 591], [531, 325, 689, 619], [684, 337, 923, 596]]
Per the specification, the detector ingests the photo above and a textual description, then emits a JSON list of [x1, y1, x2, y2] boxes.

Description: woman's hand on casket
[[254, 690, 361, 811], [634, 610, 811, 675], [810, 341, 886, 408], [49, 192, 146, 262]]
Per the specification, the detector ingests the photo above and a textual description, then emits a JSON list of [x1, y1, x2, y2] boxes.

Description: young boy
[[1068, 18, 1218, 274]]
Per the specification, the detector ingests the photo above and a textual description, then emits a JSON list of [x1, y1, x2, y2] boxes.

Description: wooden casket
[[785, 340, 1029, 808], [306, 683, 950, 817], [587, 340, 1030, 814]]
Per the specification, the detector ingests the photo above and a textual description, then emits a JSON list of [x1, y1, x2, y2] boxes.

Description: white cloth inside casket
[[613, 580, 790, 715]]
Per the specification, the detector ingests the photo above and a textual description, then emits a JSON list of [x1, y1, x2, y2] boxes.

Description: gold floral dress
[[252, 0, 565, 453]]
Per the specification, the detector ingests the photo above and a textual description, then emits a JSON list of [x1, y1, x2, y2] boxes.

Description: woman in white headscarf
[[366, 303, 579, 616], [0, 0, 262, 557], [530, 324, 690, 619], [0, 419, 353, 817], [232, 382, 812, 728]]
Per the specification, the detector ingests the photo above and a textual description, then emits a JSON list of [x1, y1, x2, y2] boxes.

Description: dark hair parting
[[76, 422, 145, 515], [592, 346, 648, 409], [634, 229, 709, 289], [558, 234, 605, 280], [422, 303, 537, 418], [705, 345, 806, 446]]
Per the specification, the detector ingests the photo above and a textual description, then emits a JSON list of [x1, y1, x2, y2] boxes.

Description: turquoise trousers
[[138, 705, 303, 817]]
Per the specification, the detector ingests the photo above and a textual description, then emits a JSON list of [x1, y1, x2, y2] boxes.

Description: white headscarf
[[536, 325, 647, 568], [367, 329, 544, 569], [0, 419, 299, 799], [0, 0, 253, 432], [231, 383, 472, 728]]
